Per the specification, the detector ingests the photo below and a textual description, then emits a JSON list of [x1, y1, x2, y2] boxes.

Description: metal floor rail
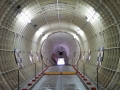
[[21, 65, 96, 90]]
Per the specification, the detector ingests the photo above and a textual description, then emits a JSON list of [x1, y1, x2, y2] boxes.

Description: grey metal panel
[[32, 75, 87, 90], [45, 66, 75, 72], [61, 66, 75, 72], [32, 66, 87, 90], [61, 75, 87, 90]]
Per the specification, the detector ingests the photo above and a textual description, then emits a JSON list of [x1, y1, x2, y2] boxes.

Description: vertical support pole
[[42, 60, 43, 73], [18, 68, 19, 90], [97, 66, 99, 90], [74, 59, 75, 66], [49, 60, 50, 66], [46, 59, 47, 66], [73, 60, 74, 66], [77, 61, 78, 69], [77, 60, 79, 69], [72, 59, 73, 65], [35, 63, 36, 80], [83, 62, 85, 76]]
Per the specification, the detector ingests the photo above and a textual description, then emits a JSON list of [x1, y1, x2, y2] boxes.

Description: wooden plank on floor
[[44, 72, 76, 75], [44, 72, 61, 75]]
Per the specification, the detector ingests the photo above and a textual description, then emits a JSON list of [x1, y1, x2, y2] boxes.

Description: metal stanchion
[[72, 59, 73, 65], [42, 61, 43, 73], [46, 60, 47, 67], [49, 60, 50, 66], [74, 59, 75, 66], [83, 63, 85, 76], [35, 63, 36, 80], [18, 68, 19, 90], [77, 61, 78, 69], [97, 66, 99, 90]]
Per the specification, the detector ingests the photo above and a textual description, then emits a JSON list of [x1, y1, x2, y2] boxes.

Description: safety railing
[[76, 60, 120, 90], [0, 60, 48, 90]]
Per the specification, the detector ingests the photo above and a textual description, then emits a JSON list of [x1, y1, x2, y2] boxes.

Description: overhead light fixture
[[21, 12, 31, 23], [87, 11, 96, 22]]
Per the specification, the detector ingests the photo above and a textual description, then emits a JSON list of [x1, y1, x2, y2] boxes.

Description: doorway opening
[[57, 58, 65, 65]]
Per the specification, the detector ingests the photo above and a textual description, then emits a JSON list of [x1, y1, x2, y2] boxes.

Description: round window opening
[[59, 52, 63, 55]]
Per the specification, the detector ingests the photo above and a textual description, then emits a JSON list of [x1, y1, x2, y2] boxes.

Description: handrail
[[0, 61, 41, 75], [79, 60, 120, 72], [0, 68, 18, 75], [0, 58, 49, 90], [82, 62, 120, 85]]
